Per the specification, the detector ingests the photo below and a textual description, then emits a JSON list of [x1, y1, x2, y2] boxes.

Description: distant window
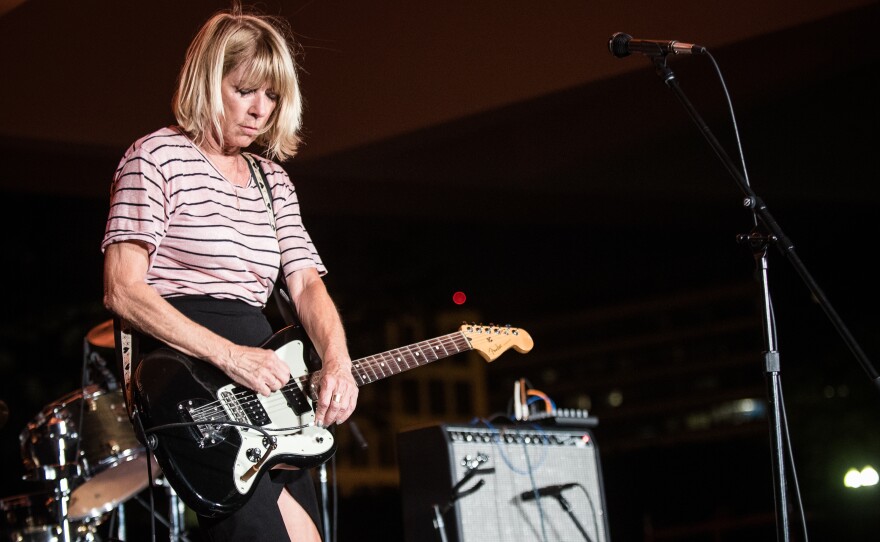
[[429, 379, 445, 414], [454, 381, 473, 415], [402, 379, 419, 413]]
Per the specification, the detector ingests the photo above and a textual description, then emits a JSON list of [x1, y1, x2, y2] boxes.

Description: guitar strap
[[113, 315, 140, 422], [243, 153, 275, 232], [243, 153, 299, 327]]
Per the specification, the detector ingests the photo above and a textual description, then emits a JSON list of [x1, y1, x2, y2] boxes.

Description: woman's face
[[217, 63, 278, 152]]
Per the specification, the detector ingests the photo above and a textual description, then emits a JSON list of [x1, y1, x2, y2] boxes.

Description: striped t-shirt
[[101, 126, 326, 307]]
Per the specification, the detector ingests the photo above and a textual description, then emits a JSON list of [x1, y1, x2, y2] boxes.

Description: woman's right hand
[[216, 344, 292, 397]]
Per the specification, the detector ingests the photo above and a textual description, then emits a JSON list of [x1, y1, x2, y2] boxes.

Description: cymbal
[[87, 319, 115, 349]]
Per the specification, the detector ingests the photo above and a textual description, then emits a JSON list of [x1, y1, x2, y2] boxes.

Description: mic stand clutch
[[646, 53, 879, 541]]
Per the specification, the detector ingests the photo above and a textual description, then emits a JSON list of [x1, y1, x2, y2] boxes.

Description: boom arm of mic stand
[[650, 56, 880, 392]]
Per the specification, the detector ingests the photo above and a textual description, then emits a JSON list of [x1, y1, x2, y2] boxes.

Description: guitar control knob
[[246, 448, 262, 463]]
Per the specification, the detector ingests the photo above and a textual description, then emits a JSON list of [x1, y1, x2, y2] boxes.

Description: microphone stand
[[647, 54, 879, 542], [319, 452, 333, 542], [432, 455, 494, 542], [552, 493, 592, 542]]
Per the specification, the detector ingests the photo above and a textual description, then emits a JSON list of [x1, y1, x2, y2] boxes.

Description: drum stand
[[54, 473, 75, 542], [166, 479, 186, 542], [131, 476, 190, 542], [117, 502, 128, 541]]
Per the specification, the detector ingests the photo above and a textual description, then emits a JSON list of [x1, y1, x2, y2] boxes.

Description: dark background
[[1, 1, 879, 541]]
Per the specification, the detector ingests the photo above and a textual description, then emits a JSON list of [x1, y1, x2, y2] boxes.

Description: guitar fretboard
[[350, 331, 471, 385]]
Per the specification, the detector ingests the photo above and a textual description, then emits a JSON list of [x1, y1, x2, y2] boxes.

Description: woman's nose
[[250, 93, 273, 118]]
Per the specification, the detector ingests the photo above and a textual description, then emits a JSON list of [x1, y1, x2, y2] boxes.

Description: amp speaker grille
[[398, 423, 611, 542]]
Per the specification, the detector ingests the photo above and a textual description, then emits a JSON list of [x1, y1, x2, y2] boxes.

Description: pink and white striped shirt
[[102, 126, 326, 307]]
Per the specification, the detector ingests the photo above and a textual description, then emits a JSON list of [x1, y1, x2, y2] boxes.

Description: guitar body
[[134, 326, 336, 517], [133, 322, 533, 517]]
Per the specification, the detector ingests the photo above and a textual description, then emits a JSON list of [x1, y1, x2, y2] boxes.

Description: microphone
[[608, 32, 705, 58], [519, 483, 578, 501]]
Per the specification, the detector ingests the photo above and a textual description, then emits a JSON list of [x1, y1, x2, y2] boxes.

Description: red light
[[452, 291, 467, 305]]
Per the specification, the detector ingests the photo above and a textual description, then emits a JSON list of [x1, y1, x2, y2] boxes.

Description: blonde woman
[[102, 6, 356, 541]]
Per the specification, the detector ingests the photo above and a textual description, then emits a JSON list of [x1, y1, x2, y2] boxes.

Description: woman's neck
[[198, 140, 249, 187]]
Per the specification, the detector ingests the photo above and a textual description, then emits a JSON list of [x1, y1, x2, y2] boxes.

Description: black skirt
[[148, 296, 322, 542]]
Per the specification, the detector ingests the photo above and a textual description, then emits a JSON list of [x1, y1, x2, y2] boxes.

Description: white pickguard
[[216, 339, 334, 494]]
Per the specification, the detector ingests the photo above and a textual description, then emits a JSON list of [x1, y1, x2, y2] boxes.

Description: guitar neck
[[349, 331, 472, 386], [300, 324, 531, 393]]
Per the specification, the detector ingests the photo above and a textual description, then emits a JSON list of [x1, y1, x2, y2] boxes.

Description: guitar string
[[187, 338, 453, 420], [187, 333, 474, 423], [186, 332, 476, 425], [190, 328, 510, 430], [187, 332, 475, 423], [185, 326, 510, 433]]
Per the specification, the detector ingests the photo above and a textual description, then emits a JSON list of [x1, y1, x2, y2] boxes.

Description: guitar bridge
[[178, 400, 229, 448]]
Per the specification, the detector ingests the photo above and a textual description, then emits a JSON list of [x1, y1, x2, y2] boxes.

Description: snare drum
[[0, 491, 100, 542], [20, 385, 159, 522]]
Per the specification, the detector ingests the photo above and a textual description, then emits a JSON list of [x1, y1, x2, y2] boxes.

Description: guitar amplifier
[[397, 423, 611, 542]]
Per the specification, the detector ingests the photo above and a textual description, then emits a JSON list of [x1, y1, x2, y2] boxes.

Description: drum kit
[[1, 321, 188, 542]]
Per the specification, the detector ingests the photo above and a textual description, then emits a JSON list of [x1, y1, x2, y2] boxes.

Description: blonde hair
[[172, 6, 303, 161]]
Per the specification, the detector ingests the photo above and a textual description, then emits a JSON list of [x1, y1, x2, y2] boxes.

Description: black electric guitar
[[134, 323, 533, 517]]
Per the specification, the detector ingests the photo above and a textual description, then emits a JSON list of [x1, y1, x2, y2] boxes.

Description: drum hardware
[[16, 381, 163, 541], [0, 489, 101, 542], [85, 320, 115, 350], [116, 502, 127, 542], [4, 321, 185, 542], [130, 477, 192, 542], [20, 384, 161, 524], [165, 480, 186, 542], [55, 477, 75, 542], [84, 320, 119, 392]]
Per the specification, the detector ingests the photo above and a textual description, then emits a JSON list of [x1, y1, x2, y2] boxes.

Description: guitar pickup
[[240, 389, 271, 426], [281, 383, 312, 416], [220, 388, 270, 426]]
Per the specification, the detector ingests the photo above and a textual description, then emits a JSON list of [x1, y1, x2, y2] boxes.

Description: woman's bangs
[[239, 45, 285, 93]]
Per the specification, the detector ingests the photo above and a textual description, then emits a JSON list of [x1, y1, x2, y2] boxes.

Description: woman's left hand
[[313, 358, 359, 427]]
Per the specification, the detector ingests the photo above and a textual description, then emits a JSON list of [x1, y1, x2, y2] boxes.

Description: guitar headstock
[[460, 323, 534, 362]]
